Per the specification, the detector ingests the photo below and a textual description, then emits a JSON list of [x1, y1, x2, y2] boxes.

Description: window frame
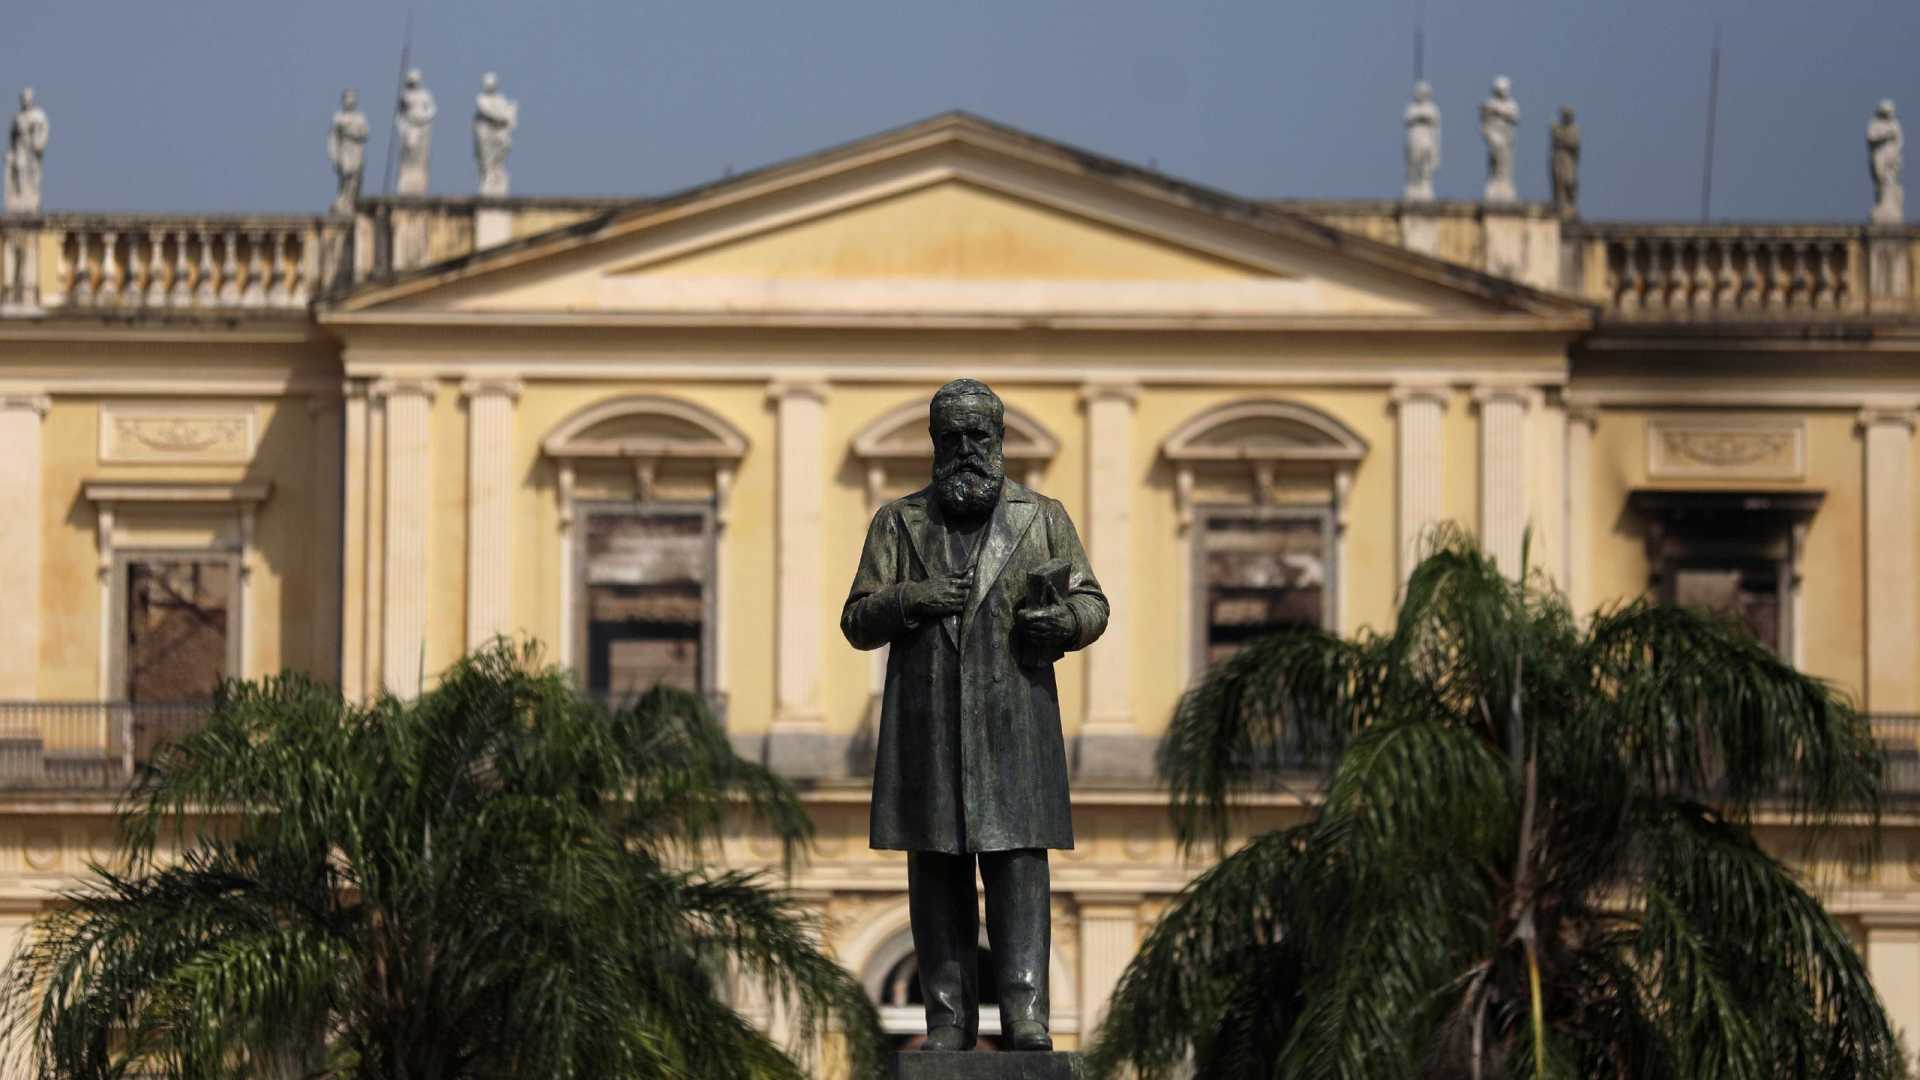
[[1189, 502, 1338, 681], [570, 498, 719, 701]]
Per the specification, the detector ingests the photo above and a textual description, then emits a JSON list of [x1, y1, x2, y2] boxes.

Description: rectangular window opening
[[577, 506, 714, 699], [1194, 507, 1333, 672], [125, 558, 231, 704]]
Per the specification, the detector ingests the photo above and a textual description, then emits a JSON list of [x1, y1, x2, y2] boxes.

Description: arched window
[[541, 396, 748, 704], [1161, 400, 1367, 676]]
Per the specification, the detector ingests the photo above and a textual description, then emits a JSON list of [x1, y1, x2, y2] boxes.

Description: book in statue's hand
[[1019, 557, 1073, 668], [1026, 557, 1071, 610]]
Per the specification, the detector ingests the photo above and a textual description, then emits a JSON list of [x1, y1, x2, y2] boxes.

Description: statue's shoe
[[923, 1025, 972, 1052], [1004, 1020, 1053, 1052]]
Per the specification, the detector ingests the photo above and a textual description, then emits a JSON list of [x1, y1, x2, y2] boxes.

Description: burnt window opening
[[1628, 489, 1821, 660], [124, 558, 233, 704], [577, 505, 714, 699], [1193, 507, 1334, 674]]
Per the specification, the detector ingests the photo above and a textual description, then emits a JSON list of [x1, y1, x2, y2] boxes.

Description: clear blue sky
[[3, 1, 1914, 221]]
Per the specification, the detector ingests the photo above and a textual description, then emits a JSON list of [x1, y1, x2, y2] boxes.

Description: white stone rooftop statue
[[1479, 76, 1520, 204], [395, 69, 436, 196], [1869, 99, 1904, 225], [473, 73, 518, 198], [328, 89, 370, 215], [1404, 81, 1440, 202], [7, 87, 49, 214]]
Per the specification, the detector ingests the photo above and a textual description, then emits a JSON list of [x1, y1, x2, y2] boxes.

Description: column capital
[[765, 377, 829, 405], [0, 394, 51, 418], [1389, 381, 1451, 409], [1565, 400, 1601, 428], [369, 377, 438, 403], [458, 377, 524, 402], [1074, 891, 1146, 913], [1079, 379, 1141, 407], [1855, 914, 1920, 935], [1471, 383, 1541, 410], [1858, 405, 1918, 432]]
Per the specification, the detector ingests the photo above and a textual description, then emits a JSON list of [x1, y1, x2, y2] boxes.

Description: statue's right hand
[[903, 567, 974, 620]]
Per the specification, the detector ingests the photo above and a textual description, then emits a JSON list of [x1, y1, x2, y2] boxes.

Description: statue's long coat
[[841, 480, 1107, 853]]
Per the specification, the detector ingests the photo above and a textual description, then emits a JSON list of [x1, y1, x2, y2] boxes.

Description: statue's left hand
[[1015, 603, 1076, 649]]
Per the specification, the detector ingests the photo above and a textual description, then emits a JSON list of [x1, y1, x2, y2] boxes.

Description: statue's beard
[[934, 453, 1004, 520]]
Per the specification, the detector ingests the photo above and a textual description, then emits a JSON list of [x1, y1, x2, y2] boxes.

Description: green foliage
[[1091, 527, 1898, 1080], [0, 642, 884, 1080]]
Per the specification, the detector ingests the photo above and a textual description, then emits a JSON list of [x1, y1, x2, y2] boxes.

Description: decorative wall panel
[[100, 402, 256, 464], [1646, 416, 1805, 481]]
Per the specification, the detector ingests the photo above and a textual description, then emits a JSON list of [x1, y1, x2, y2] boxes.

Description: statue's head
[[1492, 76, 1511, 100], [1412, 81, 1433, 104], [18, 87, 32, 109], [1559, 105, 1576, 125], [405, 69, 423, 89], [342, 88, 359, 111], [1879, 99, 1897, 120], [929, 378, 1005, 520], [482, 72, 499, 93]]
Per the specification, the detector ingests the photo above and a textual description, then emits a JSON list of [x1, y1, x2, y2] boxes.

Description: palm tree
[[1, 644, 884, 1080], [1088, 530, 1899, 1079]]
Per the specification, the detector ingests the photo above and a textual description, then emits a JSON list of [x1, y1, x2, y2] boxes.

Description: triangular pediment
[[329, 113, 1590, 328]]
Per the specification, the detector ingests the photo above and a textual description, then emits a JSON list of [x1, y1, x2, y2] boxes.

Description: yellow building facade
[[1, 113, 1919, 1061]]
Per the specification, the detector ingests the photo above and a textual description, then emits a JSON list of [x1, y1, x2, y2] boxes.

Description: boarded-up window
[[1196, 510, 1331, 671], [580, 509, 711, 696], [125, 559, 231, 703]]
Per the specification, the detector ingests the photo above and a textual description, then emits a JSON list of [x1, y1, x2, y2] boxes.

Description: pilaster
[[1475, 385, 1536, 576], [461, 379, 522, 650], [1564, 403, 1600, 616], [1860, 406, 1918, 711], [373, 378, 436, 696], [0, 395, 50, 698], [1862, 918, 1920, 1065], [1076, 893, 1142, 1040], [1077, 380, 1145, 780], [766, 378, 833, 776], [1391, 382, 1449, 588], [340, 381, 369, 699]]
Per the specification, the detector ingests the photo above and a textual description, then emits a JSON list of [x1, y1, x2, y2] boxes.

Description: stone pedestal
[[1399, 204, 1442, 257], [474, 206, 513, 250], [1868, 228, 1912, 312], [891, 1052, 1083, 1079]]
